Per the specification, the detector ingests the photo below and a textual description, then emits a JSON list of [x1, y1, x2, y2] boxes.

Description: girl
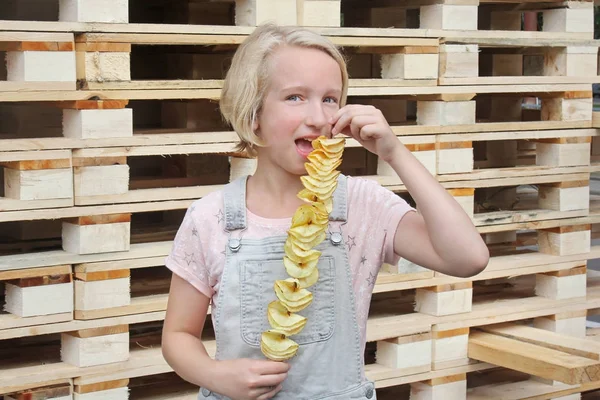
[[162, 23, 489, 400]]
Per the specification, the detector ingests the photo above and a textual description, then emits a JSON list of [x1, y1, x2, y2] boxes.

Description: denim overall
[[198, 174, 376, 400]]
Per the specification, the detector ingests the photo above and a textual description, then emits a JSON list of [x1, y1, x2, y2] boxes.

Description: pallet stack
[[1, 0, 600, 399]]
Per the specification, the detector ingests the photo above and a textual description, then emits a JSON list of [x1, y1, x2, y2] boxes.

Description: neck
[[246, 157, 306, 218]]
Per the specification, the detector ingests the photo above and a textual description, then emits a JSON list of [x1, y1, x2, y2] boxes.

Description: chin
[[282, 161, 307, 177]]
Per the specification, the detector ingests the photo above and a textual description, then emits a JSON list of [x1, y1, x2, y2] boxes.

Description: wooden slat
[[0, 265, 71, 281], [478, 322, 600, 360], [468, 331, 600, 384], [0, 41, 73, 51], [0, 84, 591, 102], [74, 270, 130, 282]]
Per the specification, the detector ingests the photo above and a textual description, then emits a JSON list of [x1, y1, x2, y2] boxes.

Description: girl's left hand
[[329, 104, 401, 163]]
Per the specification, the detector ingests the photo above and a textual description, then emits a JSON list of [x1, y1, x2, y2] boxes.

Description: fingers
[[349, 115, 379, 141], [255, 360, 290, 375], [256, 384, 282, 400], [257, 371, 288, 388], [330, 105, 381, 138], [330, 104, 368, 135]]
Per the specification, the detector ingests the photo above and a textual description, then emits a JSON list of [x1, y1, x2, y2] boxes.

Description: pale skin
[[162, 44, 489, 400]]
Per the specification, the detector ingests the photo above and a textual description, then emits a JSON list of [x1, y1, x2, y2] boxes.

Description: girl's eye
[[286, 95, 301, 101], [324, 97, 338, 104]]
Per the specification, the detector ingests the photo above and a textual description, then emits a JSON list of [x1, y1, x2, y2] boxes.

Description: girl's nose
[[305, 103, 330, 129]]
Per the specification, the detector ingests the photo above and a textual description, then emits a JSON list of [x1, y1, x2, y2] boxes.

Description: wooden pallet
[[0, 0, 596, 32], [1, 1, 599, 398], [0, 237, 597, 394]]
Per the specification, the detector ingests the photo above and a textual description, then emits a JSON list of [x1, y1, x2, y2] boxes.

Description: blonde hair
[[220, 22, 349, 157]]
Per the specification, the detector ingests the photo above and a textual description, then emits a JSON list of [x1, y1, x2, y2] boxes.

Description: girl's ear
[[252, 118, 259, 134]]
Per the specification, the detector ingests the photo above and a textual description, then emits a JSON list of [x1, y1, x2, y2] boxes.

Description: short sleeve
[[164, 205, 214, 299], [349, 177, 416, 266]]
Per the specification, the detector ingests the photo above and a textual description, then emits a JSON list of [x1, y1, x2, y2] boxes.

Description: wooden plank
[[85, 78, 439, 90], [0, 311, 165, 341], [436, 292, 594, 332], [80, 32, 438, 46], [0, 150, 72, 163], [75, 42, 131, 52], [479, 322, 600, 360], [0, 380, 73, 398], [0, 41, 73, 51], [0, 31, 74, 42], [0, 198, 74, 213], [0, 123, 594, 154], [0, 159, 72, 170], [467, 378, 577, 400], [0, 81, 75, 92], [74, 270, 130, 282], [74, 257, 165, 273], [75, 379, 129, 394], [46, 100, 129, 109], [74, 294, 168, 320], [65, 324, 128, 339], [0, 241, 172, 271], [440, 76, 600, 85], [7, 274, 72, 288], [0, 84, 592, 102], [469, 331, 600, 384], [0, 265, 71, 281], [63, 214, 131, 226], [5, 382, 72, 400], [0, 312, 73, 333], [0, 169, 591, 222]]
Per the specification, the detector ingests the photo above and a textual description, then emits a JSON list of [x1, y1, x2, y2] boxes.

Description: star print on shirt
[[366, 271, 377, 287], [215, 209, 224, 224], [346, 235, 356, 251], [191, 226, 198, 236], [184, 252, 195, 266], [360, 256, 367, 264]]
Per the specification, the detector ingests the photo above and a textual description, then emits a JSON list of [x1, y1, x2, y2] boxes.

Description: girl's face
[[255, 45, 343, 176]]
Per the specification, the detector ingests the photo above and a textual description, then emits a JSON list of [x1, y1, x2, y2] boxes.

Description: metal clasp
[[330, 232, 342, 246], [328, 220, 346, 246], [228, 238, 242, 252]]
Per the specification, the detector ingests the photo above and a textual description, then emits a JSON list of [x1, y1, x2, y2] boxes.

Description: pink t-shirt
[[165, 176, 415, 354]]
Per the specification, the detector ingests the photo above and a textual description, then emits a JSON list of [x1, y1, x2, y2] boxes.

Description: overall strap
[[222, 175, 248, 232], [329, 174, 348, 222]]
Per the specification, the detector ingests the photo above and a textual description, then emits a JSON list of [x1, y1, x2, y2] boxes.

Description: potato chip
[[307, 149, 342, 168], [300, 175, 337, 198], [297, 188, 319, 203], [291, 204, 329, 229], [297, 266, 319, 289], [267, 301, 307, 335], [305, 166, 341, 186], [288, 229, 326, 251], [261, 330, 299, 361], [284, 238, 321, 264], [289, 222, 326, 240], [284, 255, 318, 279], [274, 278, 313, 312], [312, 136, 346, 155], [298, 189, 334, 213], [305, 161, 342, 178]]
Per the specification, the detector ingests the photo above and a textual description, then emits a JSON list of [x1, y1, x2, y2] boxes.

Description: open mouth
[[295, 138, 314, 157]]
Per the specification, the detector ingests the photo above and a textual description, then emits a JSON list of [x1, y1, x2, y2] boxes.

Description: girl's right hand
[[215, 358, 290, 400]]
